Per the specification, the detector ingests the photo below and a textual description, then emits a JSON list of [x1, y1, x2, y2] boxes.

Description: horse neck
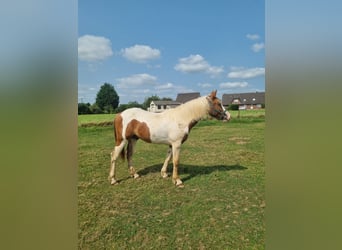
[[169, 96, 209, 123]]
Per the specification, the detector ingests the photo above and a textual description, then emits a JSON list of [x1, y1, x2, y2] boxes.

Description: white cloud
[[130, 89, 151, 94], [251, 42, 265, 52], [156, 84, 194, 96], [228, 67, 265, 79], [206, 66, 225, 77], [246, 34, 260, 40], [220, 81, 249, 89], [155, 83, 174, 90], [78, 35, 113, 62], [174, 54, 223, 77], [174, 54, 208, 72], [198, 83, 213, 88], [246, 34, 264, 52], [121, 44, 161, 63], [78, 83, 100, 103], [116, 73, 158, 88]]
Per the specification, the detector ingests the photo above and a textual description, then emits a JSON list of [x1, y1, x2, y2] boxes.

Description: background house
[[222, 92, 265, 110], [175, 92, 200, 103], [148, 100, 181, 113], [148, 92, 200, 112]]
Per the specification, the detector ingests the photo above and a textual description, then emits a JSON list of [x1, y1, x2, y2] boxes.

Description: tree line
[[78, 83, 172, 114]]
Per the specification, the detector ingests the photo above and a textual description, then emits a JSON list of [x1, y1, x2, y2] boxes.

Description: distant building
[[148, 100, 181, 113], [175, 92, 200, 103], [148, 92, 200, 112], [222, 92, 265, 110]]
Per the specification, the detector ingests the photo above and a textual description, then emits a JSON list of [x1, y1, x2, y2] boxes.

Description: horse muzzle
[[223, 111, 231, 122]]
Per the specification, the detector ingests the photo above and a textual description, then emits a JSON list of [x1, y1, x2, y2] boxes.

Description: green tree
[[115, 101, 143, 113], [142, 94, 160, 110], [78, 103, 91, 114], [161, 97, 173, 101], [89, 103, 102, 114], [95, 83, 119, 113]]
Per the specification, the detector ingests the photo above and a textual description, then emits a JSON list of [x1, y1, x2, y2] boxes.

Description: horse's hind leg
[[161, 145, 172, 178], [109, 140, 126, 185], [127, 138, 139, 179]]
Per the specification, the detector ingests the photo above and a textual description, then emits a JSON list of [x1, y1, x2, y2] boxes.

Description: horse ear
[[209, 90, 217, 99]]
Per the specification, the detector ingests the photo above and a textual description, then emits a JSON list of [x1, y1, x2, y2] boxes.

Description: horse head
[[207, 90, 231, 121]]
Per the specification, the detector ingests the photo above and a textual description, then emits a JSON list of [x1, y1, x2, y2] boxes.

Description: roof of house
[[176, 92, 201, 103], [222, 92, 265, 105]]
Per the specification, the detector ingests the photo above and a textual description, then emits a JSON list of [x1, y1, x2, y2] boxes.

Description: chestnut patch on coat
[[181, 120, 198, 144], [125, 119, 152, 143], [188, 120, 198, 130], [114, 114, 123, 146]]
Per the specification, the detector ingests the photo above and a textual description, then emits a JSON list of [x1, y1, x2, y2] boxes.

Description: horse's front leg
[[161, 145, 172, 178], [171, 142, 183, 187]]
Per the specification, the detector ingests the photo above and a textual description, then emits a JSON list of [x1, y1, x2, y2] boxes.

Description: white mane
[[163, 96, 209, 124]]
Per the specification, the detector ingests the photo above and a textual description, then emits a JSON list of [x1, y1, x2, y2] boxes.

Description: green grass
[[229, 109, 265, 118], [78, 116, 265, 249], [78, 113, 115, 126]]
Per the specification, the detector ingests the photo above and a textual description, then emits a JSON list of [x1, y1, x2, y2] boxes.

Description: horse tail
[[114, 113, 126, 161]]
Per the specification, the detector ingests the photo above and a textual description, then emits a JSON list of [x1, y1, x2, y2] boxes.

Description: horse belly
[[150, 130, 170, 144], [148, 123, 173, 144], [150, 123, 186, 144]]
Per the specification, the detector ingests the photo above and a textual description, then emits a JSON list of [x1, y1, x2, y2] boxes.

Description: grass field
[[78, 113, 116, 126], [78, 112, 265, 249]]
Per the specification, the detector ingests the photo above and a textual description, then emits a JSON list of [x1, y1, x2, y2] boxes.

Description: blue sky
[[78, 0, 264, 104]]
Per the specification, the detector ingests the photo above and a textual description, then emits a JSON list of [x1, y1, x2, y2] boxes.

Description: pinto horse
[[109, 90, 230, 187]]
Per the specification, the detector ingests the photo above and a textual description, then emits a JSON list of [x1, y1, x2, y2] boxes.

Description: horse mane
[[164, 96, 209, 123]]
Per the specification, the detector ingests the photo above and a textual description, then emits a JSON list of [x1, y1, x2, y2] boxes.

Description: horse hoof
[[161, 172, 169, 178], [173, 179, 184, 187], [133, 173, 139, 179], [110, 179, 118, 185]]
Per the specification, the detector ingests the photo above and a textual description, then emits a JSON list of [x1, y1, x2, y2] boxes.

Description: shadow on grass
[[137, 163, 247, 183]]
